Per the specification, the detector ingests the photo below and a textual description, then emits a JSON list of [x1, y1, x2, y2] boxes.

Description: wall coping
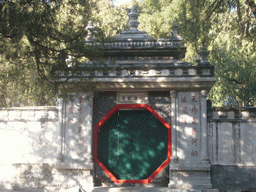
[[0, 106, 58, 121], [208, 107, 256, 122], [0, 106, 58, 110]]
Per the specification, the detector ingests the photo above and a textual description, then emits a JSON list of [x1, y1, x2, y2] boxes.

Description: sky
[[113, 0, 132, 6]]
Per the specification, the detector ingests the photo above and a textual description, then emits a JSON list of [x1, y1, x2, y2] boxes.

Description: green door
[[98, 110, 168, 180]]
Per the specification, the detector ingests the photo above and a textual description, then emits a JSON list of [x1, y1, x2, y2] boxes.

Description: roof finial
[[128, 7, 139, 31], [196, 46, 210, 65], [170, 20, 183, 41], [85, 21, 96, 41]]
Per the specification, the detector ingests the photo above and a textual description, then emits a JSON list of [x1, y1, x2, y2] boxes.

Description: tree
[[206, 0, 256, 106], [137, 0, 175, 38], [0, 0, 103, 107], [136, 0, 256, 106], [90, 0, 129, 40], [1, 0, 256, 107]]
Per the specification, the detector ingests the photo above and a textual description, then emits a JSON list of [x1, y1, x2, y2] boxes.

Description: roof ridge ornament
[[85, 21, 96, 41], [113, 7, 155, 42], [196, 46, 210, 65], [128, 7, 139, 31], [170, 20, 183, 41]]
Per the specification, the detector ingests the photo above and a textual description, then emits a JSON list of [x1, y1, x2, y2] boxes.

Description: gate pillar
[[168, 90, 213, 190], [54, 93, 94, 189]]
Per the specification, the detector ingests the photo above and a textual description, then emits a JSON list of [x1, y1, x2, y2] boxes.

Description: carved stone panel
[[177, 91, 201, 163], [64, 93, 93, 167], [117, 92, 148, 104]]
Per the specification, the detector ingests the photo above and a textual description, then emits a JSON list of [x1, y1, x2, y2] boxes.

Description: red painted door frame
[[93, 104, 172, 183]]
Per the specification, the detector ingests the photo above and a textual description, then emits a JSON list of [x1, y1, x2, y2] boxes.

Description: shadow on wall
[[0, 111, 89, 192], [0, 114, 55, 191], [93, 91, 206, 187], [93, 91, 170, 186], [0, 164, 89, 191], [208, 108, 256, 192], [1, 92, 256, 191]]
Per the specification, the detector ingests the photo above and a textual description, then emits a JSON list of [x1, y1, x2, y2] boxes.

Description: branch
[[244, 3, 250, 36], [245, 0, 256, 17], [30, 39, 61, 53], [230, 78, 242, 84], [236, 0, 244, 35], [34, 45, 56, 85], [204, 0, 223, 20]]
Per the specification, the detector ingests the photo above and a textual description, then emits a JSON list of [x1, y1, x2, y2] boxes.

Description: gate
[[97, 109, 169, 181]]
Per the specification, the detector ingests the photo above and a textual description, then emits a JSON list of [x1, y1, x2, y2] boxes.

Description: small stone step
[[90, 187, 219, 192], [44, 186, 219, 192]]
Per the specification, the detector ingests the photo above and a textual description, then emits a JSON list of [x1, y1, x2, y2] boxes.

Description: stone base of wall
[[168, 163, 213, 190], [92, 187, 219, 192], [94, 164, 169, 187], [211, 165, 256, 192], [0, 164, 93, 192], [8, 161, 256, 192]]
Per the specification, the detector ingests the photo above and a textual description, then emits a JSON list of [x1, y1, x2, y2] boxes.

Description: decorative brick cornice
[[54, 64, 215, 79]]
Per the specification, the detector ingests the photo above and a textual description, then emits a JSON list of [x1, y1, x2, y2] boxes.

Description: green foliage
[[0, 0, 103, 107], [137, 0, 177, 38], [1, 0, 256, 107], [137, 0, 212, 62], [137, 0, 256, 106], [209, 44, 256, 106], [90, 0, 129, 40], [207, 0, 256, 106]]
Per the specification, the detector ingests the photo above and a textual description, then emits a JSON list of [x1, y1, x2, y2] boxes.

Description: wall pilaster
[[200, 90, 210, 163], [57, 97, 64, 162], [170, 90, 179, 163]]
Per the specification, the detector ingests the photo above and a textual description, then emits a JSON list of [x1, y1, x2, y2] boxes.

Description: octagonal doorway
[[95, 105, 171, 183]]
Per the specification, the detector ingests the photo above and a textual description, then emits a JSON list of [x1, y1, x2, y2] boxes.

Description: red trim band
[[93, 104, 172, 183]]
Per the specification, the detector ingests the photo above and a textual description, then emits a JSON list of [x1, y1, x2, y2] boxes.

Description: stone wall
[[1, 104, 256, 191], [208, 107, 256, 192], [0, 106, 59, 191], [0, 94, 95, 192]]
